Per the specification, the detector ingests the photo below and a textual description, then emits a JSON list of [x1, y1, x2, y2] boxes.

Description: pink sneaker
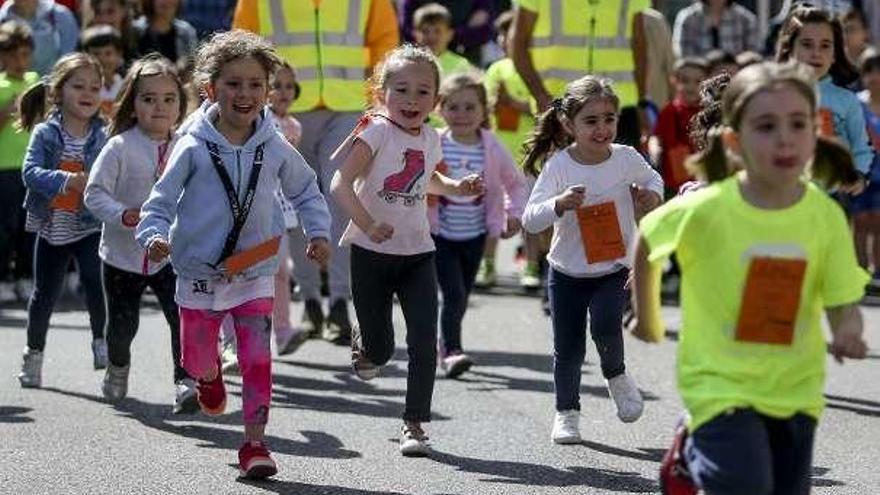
[[197, 363, 226, 416], [659, 421, 698, 495], [238, 441, 277, 479]]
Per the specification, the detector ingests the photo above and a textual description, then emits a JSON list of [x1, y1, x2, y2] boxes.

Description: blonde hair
[[438, 71, 490, 129], [18, 52, 104, 132], [109, 53, 187, 136], [522, 75, 619, 176], [367, 44, 440, 109]]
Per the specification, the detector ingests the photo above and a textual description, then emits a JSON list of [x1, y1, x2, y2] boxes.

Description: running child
[[17, 52, 108, 387], [521, 75, 662, 444], [136, 30, 331, 479]]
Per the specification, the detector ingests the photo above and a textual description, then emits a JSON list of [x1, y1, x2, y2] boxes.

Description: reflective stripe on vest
[[530, 0, 649, 106], [258, 0, 369, 111]]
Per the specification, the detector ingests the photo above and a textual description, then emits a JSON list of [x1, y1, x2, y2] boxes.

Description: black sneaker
[[301, 298, 324, 338], [324, 299, 352, 346]]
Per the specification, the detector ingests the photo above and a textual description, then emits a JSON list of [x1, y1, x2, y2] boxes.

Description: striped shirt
[[438, 134, 486, 241], [26, 128, 101, 246]]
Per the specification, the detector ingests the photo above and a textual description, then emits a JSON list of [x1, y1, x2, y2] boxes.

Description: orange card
[[667, 145, 692, 186], [575, 202, 626, 264], [51, 160, 84, 212], [223, 236, 281, 276], [495, 102, 520, 131], [735, 257, 807, 346], [818, 108, 835, 138]]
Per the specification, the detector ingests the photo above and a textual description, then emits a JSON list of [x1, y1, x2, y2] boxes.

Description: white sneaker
[[399, 422, 431, 456], [551, 410, 582, 444], [18, 347, 43, 388], [606, 374, 644, 423], [220, 341, 239, 375], [173, 378, 199, 414], [440, 352, 473, 379], [0, 282, 16, 302]]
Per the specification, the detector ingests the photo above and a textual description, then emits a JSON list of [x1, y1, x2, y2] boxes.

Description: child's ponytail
[[811, 135, 862, 190], [521, 102, 570, 177], [17, 81, 48, 133], [686, 126, 732, 183]]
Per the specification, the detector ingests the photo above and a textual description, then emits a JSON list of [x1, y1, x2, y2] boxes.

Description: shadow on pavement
[[429, 450, 657, 492], [0, 406, 34, 423], [41, 387, 361, 460], [812, 467, 846, 487], [237, 478, 408, 495], [580, 440, 664, 463], [825, 394, 880, 418], [462, 369, 660, 402]]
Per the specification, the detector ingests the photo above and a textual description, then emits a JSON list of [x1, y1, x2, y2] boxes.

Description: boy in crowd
[[80, 25, 125, 118], [412, 2, 472, 76]]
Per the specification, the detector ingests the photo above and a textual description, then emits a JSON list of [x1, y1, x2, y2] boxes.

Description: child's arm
[[629, 149, 664, 215], [844, 95, 874, 177], [330, 138, 394, 243], [279, 144, 331, 265], [522, 161, 582, 233], [84, 141, 134, 228], [826, 304, 867, 363], [136, 140, 193, 259], [496, 141, 528, 238], [22, 125, 72, 198], [427, 168, 484, 196], [629, 235, 665, 343]]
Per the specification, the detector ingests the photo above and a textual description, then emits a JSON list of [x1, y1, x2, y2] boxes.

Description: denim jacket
[[21, 112, 107, 228]]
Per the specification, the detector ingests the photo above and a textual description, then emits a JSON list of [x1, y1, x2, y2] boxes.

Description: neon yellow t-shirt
[[0, 71, 38, 171], [484, 57, 535, 165], [640, 177, 868, 432], [438, 51, 473, 77]]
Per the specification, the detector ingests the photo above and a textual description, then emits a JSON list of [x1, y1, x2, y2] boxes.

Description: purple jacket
[[429, 127, 527, 237]]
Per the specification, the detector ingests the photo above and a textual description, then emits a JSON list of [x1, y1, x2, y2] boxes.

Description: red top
[[654, 97, 701, 192]]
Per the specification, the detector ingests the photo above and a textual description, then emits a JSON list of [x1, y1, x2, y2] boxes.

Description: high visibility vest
[[258, 0, 370, 112], [529, 0, 649, 107]]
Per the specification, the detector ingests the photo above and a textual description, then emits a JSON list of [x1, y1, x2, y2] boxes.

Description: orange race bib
[[222, 236, 281, 276], [51, 161, 84, 212], [735, 257, 807, 346], [575, 202, 626, 264], [667, 145, 692, 187], [495, 101, 521, 131], [818, 108, 835, 138]]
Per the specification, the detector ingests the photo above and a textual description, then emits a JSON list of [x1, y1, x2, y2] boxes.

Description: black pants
[[26, 233, 104, 351], [103, 263, 188, 382], [548, 267, 627, 411], [434, 234, 485, 355], [0, 171, 33, 281], [350, 244, 438, 423]]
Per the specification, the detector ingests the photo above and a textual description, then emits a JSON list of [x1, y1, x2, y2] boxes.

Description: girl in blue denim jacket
[[17, 52, 108, 389]]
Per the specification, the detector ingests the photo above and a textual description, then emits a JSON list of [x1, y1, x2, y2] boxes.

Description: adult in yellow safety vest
[[508, 0, 651, 113], [233, 0, 399, 345]]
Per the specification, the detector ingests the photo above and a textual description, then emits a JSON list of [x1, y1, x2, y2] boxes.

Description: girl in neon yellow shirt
[[631, 61, 869, 495]]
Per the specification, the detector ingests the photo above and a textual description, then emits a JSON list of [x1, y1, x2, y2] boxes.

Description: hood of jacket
[[184, 102, 278, 153]]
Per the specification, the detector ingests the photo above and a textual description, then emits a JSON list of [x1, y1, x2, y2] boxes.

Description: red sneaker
[[238, 441, 277, 479], [197, 364, 226, 416], [659, 422, 698, 495]]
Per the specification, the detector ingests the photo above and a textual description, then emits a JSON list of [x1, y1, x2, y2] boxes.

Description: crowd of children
[[0, 0, 876, 489]]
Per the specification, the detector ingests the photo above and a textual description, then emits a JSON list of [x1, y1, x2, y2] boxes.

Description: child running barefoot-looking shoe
[[331, 44, 484, 457], [521, 75, 663, 444], [632, 61, 869, 495], [136, 30, 331, 479], [17, 53, 109, 388], [84, 54, 198, 413]]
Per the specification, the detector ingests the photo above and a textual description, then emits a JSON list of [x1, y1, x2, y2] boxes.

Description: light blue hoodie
[[136, 103, 331, 280], [818, 77, 874, 175]]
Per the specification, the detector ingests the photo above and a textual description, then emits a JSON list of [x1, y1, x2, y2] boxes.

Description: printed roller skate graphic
[[378, 148, 426, 206]]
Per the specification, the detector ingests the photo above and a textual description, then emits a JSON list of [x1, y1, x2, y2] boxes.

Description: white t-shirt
[[522, 144, 664, 277], [339, 117, 443, 255]]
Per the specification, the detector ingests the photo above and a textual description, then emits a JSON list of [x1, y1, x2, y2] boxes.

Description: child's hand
[[66, 172, 87, 193], [306, 237, 330, 267], [554, 185, 585, 215], [457, 174, 485, 196], [367, 222, 394, 243], [830, 322, 868, 363], [121, 208, 140, 228], [838, 175, 866, 196], [632, 185, 662, 215], [147, 237, 171, 262], [501, 217, 522, 239]]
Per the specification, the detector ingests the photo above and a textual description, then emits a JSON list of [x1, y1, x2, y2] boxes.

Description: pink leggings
[[180, 298, 273, 425]]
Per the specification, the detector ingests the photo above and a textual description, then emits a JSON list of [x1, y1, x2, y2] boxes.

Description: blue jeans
[[26, 233, 105, 351], [686, 409, 816, 495], [548, 267, 627, 411]]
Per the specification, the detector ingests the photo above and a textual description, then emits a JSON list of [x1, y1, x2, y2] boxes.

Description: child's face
[[269, 67, 297, 115], [134, 74, 180, 139], [843, 17, 869, 61], [210, 56, 268, 133], [863, 66, 880, 95], [733, 85, 815, 187], [381, 62, 437, 129], [60, 66, 102, 122], [563, 98, 618, 159], [791, 22, 834, 80], [414, 21, 453, 56], [439, 87, 484, 139], [87, 45, 123, 81], [93, 0, 126, 30], [0, 45, 32, 78], [152, 0, 179, 19], [674, 66, 706, 105]]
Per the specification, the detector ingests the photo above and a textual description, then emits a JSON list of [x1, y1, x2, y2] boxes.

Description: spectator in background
[[673, 0, 759, 58], [705, 48, 739, 76], [179, 0, 235, 40], [81, 0, 139, 64], [0, 0, 78, 75], [412, 3, 473, 76], [841, 8, 871, 65], [134, 0, 197, 64], [640, 4, 676, 109], [402, 0, 493, 66]]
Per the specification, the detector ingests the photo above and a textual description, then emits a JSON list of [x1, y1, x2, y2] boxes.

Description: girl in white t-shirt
[[330, 44, 483, 457], [521, 75, 663, 445]]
